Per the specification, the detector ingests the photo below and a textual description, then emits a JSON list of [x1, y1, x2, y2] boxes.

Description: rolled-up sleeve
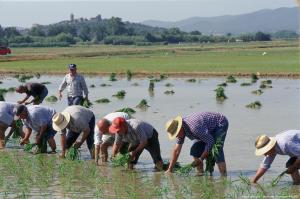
[[260, 155, 276, 170], [59, 75, 67, 92]]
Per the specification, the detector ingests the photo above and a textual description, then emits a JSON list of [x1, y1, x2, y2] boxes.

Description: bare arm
[[81, 76, 89, 99], [5, 122, 16, 140], [95, 144, 100, 164], [112, 142, 122, 157], [20, 127, 32, 145], [131, 140, 148, 158], [165, 144, 183, 173], [58, 76, 67, 99], [60, 131, 67, 158], [251, 167, 267, 183], [18, 95, 30, 104], [36, 124, 47, 145]]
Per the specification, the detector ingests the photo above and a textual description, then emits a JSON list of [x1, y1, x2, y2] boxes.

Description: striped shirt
[[261, 130, 300, 169], [115, 119, 154, 145], [58, 74, 88, 97], [23, 105, 56, 133], [176, 112, 227, 152]]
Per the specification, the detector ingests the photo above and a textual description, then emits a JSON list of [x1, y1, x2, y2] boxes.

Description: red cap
[[109, 117, 126, 134]]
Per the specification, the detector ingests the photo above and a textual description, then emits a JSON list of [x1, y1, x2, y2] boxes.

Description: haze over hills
[[142, 7, 299, 34]]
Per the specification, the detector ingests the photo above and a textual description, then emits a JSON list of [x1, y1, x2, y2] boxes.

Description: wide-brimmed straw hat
[[165, 116, 183, 140], [52, 112, 71, 131], [255, 134, 276, 156]]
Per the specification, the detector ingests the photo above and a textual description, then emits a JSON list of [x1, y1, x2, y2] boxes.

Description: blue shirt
[[176, 112, 227, 152], [261, 130, 300, 169], [23, 105, 56, 133], [0, 102, 17, 126]]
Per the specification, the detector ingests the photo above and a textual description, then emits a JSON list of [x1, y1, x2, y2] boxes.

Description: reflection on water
[[0, 75, 300, 198]]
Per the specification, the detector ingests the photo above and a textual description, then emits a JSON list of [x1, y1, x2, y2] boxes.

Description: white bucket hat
[[52, 112, 71, 131], [165, 116, 183, 140], [255, 134, 277, 156]]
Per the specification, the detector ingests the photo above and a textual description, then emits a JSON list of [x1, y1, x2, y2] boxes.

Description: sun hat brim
[[167, 116, 183, 140], [255, 137, 276, 156], [52, 112, 71, 132]]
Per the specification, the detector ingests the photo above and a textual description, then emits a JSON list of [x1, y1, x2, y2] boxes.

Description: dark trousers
[[66, 115, 95, 151], [67, 96, 83, 106]]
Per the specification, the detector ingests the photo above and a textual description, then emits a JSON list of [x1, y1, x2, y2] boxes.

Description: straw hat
[[255, 134, 276, 156], [52, 112, 71, 131], [165, 116, 183, 140]]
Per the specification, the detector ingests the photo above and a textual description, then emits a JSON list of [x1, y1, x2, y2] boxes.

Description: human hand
[[191, 158, 203, 167], [58, 92, 62, 100], [73, 141, 82, 149], [17, 101, 23, 104]]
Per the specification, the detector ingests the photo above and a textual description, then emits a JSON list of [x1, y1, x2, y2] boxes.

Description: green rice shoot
[[66, 147, 80, 161], [205, 137, 223, 174], [111, 153, 130, 168]]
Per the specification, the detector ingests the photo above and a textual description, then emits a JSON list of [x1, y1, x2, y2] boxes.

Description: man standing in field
[[165, 112, 229, 176], [14, 104, 57, 153], [16, 82, 48, 105], [52, 105, 95, 159], [110, 117, 164, 171], [252, 130, 300, 185], [58, 64, 89, 106], [94, 112, 130, 164]]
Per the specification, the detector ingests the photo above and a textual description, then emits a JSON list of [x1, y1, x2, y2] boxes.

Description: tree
[[4, 27, 20, 39], [190, 30, 201, 35], [29, 26, 46, 37], [55, 33, 76, 44], [79, 25, 91, 41], [255, 31, 271, 41], [273, 30, 298, 39], [107, 17, 126, 35]]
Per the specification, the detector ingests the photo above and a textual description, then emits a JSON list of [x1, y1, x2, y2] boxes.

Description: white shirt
[[94, 112, 130, 145]]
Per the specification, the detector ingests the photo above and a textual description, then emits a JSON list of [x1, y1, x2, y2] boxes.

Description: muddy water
[[1, 75, 300, 185]]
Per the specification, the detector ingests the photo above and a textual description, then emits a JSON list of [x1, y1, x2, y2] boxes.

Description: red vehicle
[[0, 46, 11, 55]]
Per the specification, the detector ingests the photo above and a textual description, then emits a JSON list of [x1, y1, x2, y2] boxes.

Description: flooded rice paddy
[[0, 75, 300, 198]]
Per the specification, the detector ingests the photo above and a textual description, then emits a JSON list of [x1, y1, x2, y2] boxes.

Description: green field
[[0, 40, 299, 75]]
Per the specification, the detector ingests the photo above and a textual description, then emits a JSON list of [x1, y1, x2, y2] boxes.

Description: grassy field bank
[[0, 40, 299, 76]]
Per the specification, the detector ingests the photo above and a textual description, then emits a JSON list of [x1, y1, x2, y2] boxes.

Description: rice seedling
[[7, 87, 15, 92], [109, 73, 117, 81], [238, 173, 251, 186], [66, 146, 80, 160], [226, 75, 237, 83], [0, 81, 2, 84], [261, 80, 272, 84], [186, 78, 196, 83], [90, 84, 95, 88], [240, 82, 251, 86], [251, 73, 259, 83], [17, 74, 34, 83], [136, 99, 150, 109], [148, 81, 154, 92], [127, 70, 133, 80], [45, 95, 58, 103], [35, 72, 41, 79], [111, 153, 130, 168], [160, 74, 168, 80], [218, 82, 227, 87], [164, 90, 175, 95], [100, 83, 111, 87], [165, 83, 174, 87], [150, 78, 161, 82], [162, 160, 181, 171], [0, 93, 5, 101], [81, 98, 93, 108], [112, 90, 126, 99], [95, 98, 110, 103], [246, 101, 262, 109], [116, 107, 136, 116], [24, 143, 37, 152], [41, 81, 51, 85], [215, 86, 227, 101], [251, 89, 263, 95], [271, 170, 286, 187], [12, 119, 23, 138], [205, 137, 223, 174]]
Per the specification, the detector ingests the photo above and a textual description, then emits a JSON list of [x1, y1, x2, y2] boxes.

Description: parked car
[[0, 46, 11, 55]]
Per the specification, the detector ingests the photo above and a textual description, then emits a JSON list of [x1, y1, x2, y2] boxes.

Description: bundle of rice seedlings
[[17, 74, 34, 83], [116, 107, 136, 116], [215, 87, 227, 101], [160, 74, 168, 80], [217, 82, 227, 87], [109, 73, 117, 81], [66, 146, 80, 160], [95, 98, 110, 103], [90, 84, 95, 88], [162, 160, 181, 171], [12, 120, 23, 138], [127, 70, 133, 81], [164, 90, 175, 95], [251, 89, 263, 95], [111, 153, 130, 168], [271, 170, 286, 187], [175, 164, 193, 176], [41, 82, 51, 85], [35, 72, 41, 79], [239, 173, 251, 186], [165, 83, 174, 87], [131, 82, 139, 86], [186, 79, 196, 83], [35, 138, 47, 154], [205, 138, 223, 175], [24, 143, 36, 152], [112, 90, 126, 99], [0, 93, 4, 101], [261, 80, 272, 84], [136, 99, 150, 109], [226, 75, 237, 83], [246, 101, 262, 109], [81, 98, 93, 108], [240, 82, 251, 86], [100, 83, 111, 87], [45, 95, 58, 103], [251, 73, 259, 83], [7, 87, 15, 92]]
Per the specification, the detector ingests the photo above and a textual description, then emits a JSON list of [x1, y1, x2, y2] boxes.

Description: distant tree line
[[0, 15, 298, 47]]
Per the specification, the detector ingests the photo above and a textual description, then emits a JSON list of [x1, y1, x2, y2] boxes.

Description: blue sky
[[0, 0, 298, 27]]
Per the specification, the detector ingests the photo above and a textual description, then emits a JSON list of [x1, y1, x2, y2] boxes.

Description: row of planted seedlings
[[214, 74, 274, 109]]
